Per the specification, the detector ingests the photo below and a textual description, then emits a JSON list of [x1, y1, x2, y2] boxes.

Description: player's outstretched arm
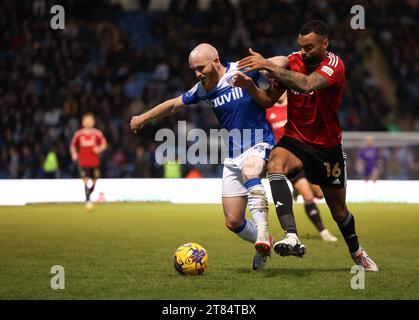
[[239, 48, 329, 94], [264, 63, 329, 94], [130, 96, 186, 132]]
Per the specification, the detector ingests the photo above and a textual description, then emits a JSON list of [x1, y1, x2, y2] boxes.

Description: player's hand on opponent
[[238, 48, 269, 72], [130, 115, 145, 134], [231, 72, 253, 89]]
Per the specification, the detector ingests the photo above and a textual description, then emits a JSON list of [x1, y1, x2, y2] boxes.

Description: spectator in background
[[385, 146, 415, 180], [108, 147, 127, 178], [133, 146, 151, 178], [42, 145, 59, 179], [0, 148, 8, 179], [21, 145, 36, 179], [8, 146, 20, 179], [185, 167, 203, 178], [163, 156, 182, 179]]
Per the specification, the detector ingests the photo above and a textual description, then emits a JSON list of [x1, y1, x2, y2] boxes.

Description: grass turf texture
[[0, 203, 418, 299]]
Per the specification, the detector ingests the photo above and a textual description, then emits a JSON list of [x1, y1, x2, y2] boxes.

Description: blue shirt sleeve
[[245, 70, 260, 83], [181, 83, 202, 105]]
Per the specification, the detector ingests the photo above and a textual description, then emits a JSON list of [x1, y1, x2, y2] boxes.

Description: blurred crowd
[[0, 0, 418, 179]]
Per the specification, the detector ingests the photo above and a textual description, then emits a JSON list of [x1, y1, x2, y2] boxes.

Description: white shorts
[[222, 143, 273, 197]]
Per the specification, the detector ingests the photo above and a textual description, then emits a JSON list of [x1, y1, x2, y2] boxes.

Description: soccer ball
[[173, 242, 208, 275]]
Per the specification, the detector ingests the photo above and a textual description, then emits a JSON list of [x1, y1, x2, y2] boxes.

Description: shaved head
[[189, 43, 219, 65], [188, 43, 225, 91]]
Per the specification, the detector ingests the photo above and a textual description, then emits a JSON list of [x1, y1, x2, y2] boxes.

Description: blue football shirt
[[182, 62, 275, 158]]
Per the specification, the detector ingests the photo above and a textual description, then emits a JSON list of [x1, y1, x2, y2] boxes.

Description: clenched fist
[[130, 115, 145, 133]]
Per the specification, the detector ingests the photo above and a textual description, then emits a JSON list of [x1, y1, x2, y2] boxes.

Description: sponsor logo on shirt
[[207, 87, 244, 108], [80, 136, 96, 147]]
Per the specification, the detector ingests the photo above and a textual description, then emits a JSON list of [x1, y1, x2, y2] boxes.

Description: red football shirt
[[266, 103, 287, 143], [284, 51, 345, 148], [70, 128, 106, 167]]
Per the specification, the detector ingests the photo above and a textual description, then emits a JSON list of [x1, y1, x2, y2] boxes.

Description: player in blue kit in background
[[130, 43, 281, 271]]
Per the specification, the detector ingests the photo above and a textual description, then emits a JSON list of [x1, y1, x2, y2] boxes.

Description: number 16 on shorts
[[323, 161, 346, 188]]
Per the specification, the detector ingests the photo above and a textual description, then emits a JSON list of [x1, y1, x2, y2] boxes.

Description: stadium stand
[[0, 0, 417, 179]]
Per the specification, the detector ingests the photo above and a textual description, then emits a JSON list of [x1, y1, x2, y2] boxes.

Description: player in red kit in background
[[70, 113, 107, 212], [239, 20, 378, 270], [266, 92, 337, 242], [266, 92, 287, 142]]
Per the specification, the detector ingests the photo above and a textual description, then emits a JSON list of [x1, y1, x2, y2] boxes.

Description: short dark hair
[[299, 20, 329, 37]]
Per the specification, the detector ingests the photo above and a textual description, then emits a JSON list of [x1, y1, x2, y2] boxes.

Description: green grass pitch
[[0, 202, 418, 299]]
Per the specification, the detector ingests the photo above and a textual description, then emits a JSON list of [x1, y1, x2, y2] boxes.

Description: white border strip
[[0, 179, 418, 206]]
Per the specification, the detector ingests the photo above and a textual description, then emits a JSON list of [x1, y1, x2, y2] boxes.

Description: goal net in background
[[342, 132, 419, 180]]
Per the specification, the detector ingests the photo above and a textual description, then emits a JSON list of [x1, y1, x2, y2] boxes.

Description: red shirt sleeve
[[315, 54, 345, 86], [286, 53, 297, 70], [96, 131, 106, 145], [70, 132, 80, 148]]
